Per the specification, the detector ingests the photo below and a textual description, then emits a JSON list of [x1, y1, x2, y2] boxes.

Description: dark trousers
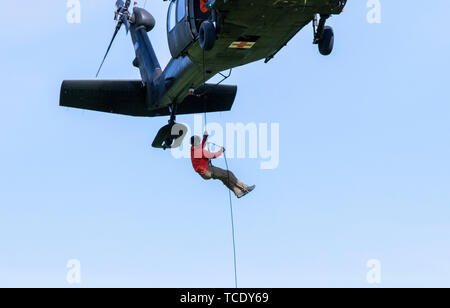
[[200, 166, 248, 197]]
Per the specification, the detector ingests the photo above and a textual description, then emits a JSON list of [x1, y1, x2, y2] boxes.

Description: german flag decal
[[229, 41, 256, 49]]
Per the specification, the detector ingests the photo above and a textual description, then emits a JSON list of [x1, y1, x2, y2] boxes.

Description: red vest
[[191, 137, 223, 174]]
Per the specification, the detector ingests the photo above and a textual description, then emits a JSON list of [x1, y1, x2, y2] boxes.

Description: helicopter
[[60, 0, 347, 149]]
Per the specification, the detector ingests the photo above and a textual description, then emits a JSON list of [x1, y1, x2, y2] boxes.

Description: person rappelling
[[190, 132, 256, 198]]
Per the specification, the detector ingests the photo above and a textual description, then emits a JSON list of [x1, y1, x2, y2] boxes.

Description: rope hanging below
[[202, 49, 238, 289], [224, 151, 238, 288]]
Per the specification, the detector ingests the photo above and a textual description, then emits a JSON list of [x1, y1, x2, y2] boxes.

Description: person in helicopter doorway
[[191, 132, 256, 198]]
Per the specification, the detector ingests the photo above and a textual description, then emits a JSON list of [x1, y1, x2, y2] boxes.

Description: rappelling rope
[[206, 145, 238, 288], [202, 48, 208, 127], [224, 151, 238, 288], [202, 43, 238, 288]]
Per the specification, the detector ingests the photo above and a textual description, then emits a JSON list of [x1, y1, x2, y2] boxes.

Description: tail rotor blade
[[123, 17, 130, 34], [95, 0, 131, 78], [95, 22, 122, 78]]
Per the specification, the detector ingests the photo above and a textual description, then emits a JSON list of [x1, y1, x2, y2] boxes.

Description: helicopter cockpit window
[[168, 0, 177, 32], [177, 0, 186, 22]]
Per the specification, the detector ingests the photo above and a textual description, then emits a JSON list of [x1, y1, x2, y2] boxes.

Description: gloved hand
[[222, 147, 226, 153], [203, 131, 209, 139]]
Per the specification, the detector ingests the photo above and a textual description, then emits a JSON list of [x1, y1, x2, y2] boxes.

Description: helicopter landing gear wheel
[[318, 26, 334, 56], [313, 14, 334, 56], [199, 20, 216, 51]]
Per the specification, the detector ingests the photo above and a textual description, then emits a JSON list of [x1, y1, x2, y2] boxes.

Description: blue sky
[[1, 0, 450, 287]]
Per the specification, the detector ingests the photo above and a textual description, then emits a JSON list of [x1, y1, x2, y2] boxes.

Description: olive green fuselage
[[155, 0, 346, 109]]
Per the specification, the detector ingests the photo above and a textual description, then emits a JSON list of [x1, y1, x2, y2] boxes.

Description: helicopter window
[[177, 0, 186, 22], [168, 0, 177, 31]]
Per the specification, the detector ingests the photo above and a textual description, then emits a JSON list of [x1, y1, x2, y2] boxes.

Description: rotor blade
[[122, 15, 130, 34], [95, 22, 122, 78]]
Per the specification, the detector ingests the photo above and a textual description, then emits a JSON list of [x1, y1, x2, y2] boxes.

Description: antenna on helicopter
[[95, 0, 132, 78]]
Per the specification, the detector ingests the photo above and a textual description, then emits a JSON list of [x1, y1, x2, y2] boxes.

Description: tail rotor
[[95, 0, 132, 78]]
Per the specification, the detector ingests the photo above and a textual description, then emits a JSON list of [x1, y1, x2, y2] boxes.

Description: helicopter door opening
[[167, 0, 195, 58], [189, 0, 213, 34]]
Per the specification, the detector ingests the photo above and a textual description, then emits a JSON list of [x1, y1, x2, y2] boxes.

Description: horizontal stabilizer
[[60, 80, 237, 117], [60, 80, 147, 116]]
